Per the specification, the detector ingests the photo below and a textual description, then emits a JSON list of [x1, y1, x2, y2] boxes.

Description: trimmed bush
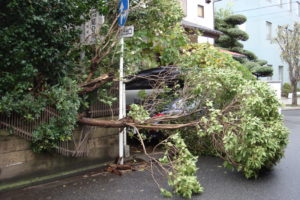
[[282, 83, 292, 97], [256, 59, 268, 66], [227, 28, 249, 41], [224, 14, 247, 25], [242, 49, 258, 60]]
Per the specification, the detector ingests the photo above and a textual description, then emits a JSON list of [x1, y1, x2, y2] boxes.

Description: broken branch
[[78, 117, 199, 130], [79, 73, 114, 94]]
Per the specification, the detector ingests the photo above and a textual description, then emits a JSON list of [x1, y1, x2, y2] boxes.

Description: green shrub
[[242, 49, 257, 60], [227, 28, 249, 41], [282, 83, 292, 97], [0, 0, 105, 151], [256, 59, 268, 66], [178, 43, 254, 80], [224, 14, 247, 25], [243, 61, 273, 77], [217, 35, 233, 47], [254, 65, 273, 77]]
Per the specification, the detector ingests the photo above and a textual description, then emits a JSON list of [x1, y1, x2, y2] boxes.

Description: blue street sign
[[118, 0, 129, 27]]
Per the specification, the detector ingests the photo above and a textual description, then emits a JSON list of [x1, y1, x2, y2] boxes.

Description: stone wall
[[0, 125, 119, 184]]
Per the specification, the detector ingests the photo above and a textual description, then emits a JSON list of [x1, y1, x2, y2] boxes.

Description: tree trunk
[[78, 117, 199, 130], [291, 80, 298, 106]]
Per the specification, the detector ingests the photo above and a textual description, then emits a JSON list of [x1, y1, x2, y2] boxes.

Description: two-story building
[[179, 0, 223, 44]]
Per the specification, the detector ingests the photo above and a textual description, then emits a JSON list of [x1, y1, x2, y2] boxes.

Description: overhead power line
[[234, 1, 298, 13]]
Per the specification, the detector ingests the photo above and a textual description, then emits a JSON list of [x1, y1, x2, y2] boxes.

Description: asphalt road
[[1, 110, 300, 200]]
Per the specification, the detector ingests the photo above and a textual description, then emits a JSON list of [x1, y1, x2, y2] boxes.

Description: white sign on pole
[[120, 26, 134, 38]]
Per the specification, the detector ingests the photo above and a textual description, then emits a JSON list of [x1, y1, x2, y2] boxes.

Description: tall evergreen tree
[[215, 12, 273, 78]]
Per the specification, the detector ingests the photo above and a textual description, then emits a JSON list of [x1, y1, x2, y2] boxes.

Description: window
[[279, 66, 284, 82], [197, 5, 204, 17], [266, 21, 272, 40], [179, 0, 187, 17]]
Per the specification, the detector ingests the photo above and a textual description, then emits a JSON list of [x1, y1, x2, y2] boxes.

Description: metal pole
[[123, 77, 127, 152], [119, 37, 124, 164], [118, 36, 129, 164], [122, 39, 127, 158]]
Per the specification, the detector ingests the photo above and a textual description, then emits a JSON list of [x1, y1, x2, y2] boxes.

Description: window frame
[[197, 5, 204, 18], [266, 21, 272, 40], [279, 65, 284, 82]]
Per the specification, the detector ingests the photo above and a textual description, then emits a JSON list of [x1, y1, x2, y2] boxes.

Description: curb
[[0, 161, 110, 192], [281, 107, 300, 111]]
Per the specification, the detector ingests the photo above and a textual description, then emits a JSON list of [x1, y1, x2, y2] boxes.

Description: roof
[[219, 49, 247, 58], [181, 20, 223, 38]]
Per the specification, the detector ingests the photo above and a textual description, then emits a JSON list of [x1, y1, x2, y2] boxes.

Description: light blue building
[[215, 0, 300, 84]]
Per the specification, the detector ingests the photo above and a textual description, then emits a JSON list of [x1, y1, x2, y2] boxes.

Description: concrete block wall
[[0, 125, 119, 184]]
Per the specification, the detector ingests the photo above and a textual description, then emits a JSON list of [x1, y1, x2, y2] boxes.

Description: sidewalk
[[281, 97, 300, 110]]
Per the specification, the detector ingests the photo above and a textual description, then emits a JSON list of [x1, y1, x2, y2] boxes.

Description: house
[[215, 0, 300, 84], [178, 0, 223, 44]]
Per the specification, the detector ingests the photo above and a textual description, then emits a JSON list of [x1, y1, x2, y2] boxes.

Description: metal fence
[[88, 84, 119, 118]]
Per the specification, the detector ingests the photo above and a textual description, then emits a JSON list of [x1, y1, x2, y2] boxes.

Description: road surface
[[1, 110, 299, 200]]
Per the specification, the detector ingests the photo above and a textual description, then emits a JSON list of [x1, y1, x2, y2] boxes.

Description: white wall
[[183, 0, 214, 29], [198, 35, 214, 43]]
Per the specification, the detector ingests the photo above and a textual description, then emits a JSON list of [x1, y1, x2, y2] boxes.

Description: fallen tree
[[0, 0, 289, 198], [79, 65, 288, 192]]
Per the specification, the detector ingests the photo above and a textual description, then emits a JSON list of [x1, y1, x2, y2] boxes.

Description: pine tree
[[215, 12, 273, 78]]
